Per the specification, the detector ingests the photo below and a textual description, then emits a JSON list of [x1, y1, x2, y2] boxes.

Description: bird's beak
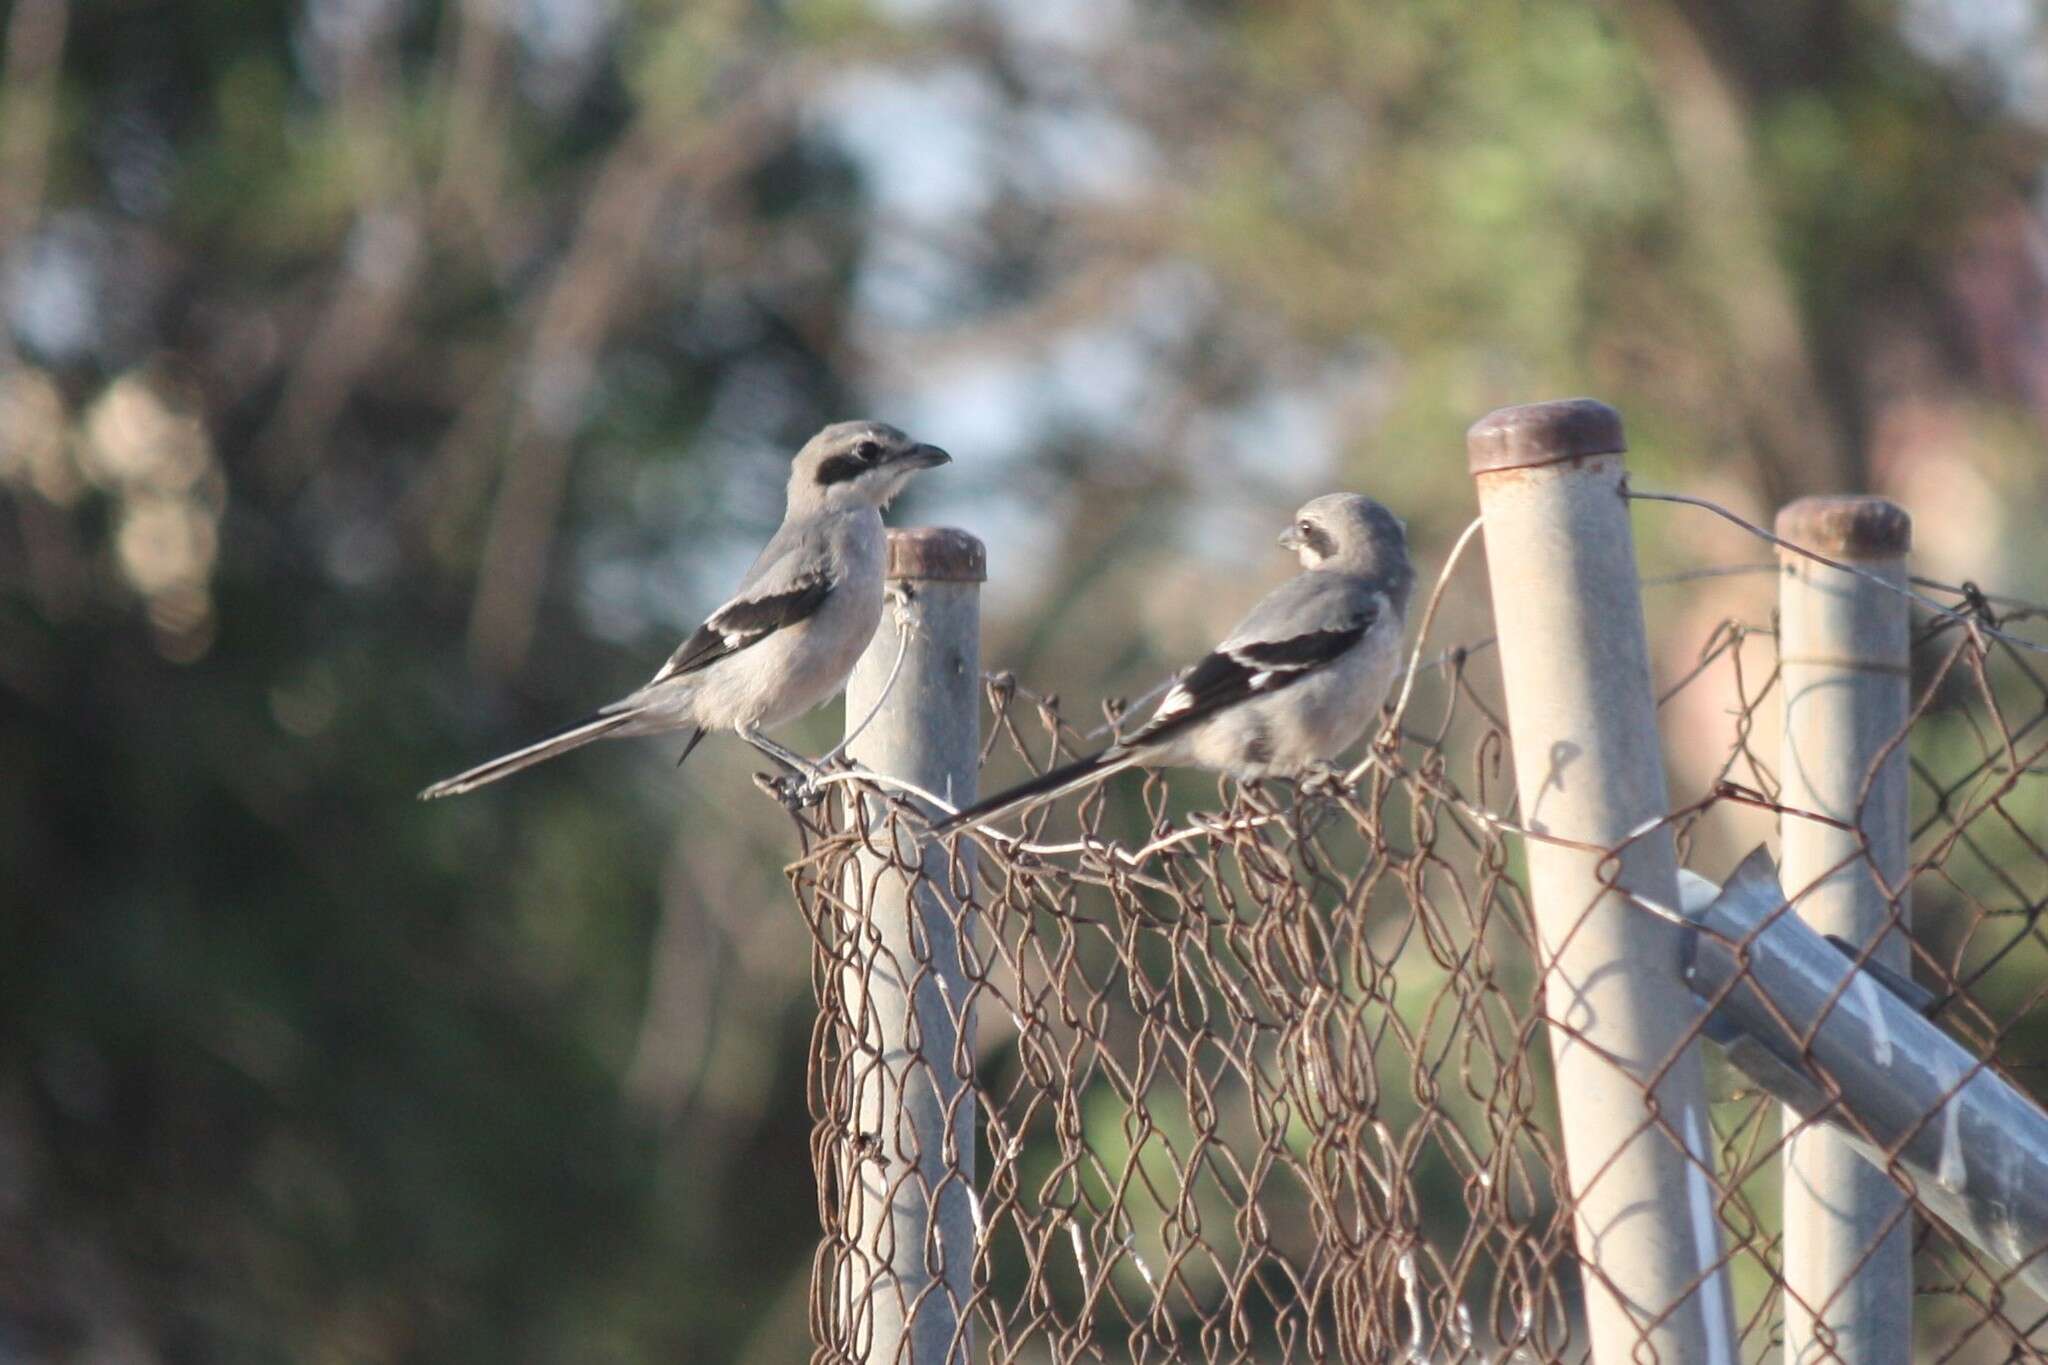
[[895, 443, 951, 469], [1277, 525, 1303, 551]]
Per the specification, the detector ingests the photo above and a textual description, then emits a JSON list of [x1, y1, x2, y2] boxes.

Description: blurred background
[[5, 0, 2048, 1358]]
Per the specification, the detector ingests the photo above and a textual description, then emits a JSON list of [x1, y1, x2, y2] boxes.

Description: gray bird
[[933, 493, 1412, 834], [420, 422, 950, 799]]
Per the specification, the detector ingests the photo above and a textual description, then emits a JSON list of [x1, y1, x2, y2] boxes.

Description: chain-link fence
[[774, 403, 2048, 1363]]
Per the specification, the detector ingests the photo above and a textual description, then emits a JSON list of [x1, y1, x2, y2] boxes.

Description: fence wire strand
[[776, 496, 2048, 1363]]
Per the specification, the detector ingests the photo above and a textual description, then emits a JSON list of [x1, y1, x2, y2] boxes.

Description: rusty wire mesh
[[777, 500, 2048, 1363]]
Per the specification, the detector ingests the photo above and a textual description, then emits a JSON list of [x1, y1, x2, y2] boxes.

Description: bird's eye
[[854, 440, 881, 464], [1297, 520, 1313, 535]]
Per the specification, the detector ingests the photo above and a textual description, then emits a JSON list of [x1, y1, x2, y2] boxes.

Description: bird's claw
[[754, 769, 829, 810], [789, 769, 836, 807], [1296, 760, 1350, 799], [787, 750, 859, 805]]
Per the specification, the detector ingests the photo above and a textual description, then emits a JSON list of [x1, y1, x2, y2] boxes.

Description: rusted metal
[[1466, 397, 1626, 475], [885, 526, 987, 582], [1776, 495, 1912, 562], [773, 473, 2048, 1365]]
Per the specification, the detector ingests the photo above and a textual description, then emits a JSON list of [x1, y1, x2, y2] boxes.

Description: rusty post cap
[[1466, 398, 1627, 475], [885, 526, 986, 581], [1774, 495, 1911, 560]]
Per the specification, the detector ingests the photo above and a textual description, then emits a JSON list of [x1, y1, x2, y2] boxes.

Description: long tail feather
[[419, 711, 636, 800], [931, 749, 1142, 835]]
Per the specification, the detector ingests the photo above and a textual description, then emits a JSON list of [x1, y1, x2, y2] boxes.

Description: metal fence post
[[1466, 399, 1739, 1364], [1684, 849, 2048, 1302], [1775, 495, 1913, 1364], [835, 526, 983, 1364]]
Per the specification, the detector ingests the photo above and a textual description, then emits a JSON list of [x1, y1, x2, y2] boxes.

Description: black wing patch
[[650, 572, 833, 684], [1131, 613, 1372, 746]]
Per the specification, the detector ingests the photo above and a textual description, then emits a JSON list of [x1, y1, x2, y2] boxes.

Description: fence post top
[[885, 526, 987, 581], [1465, 398, 1627, 475], [1774, 495, 1911, 560]]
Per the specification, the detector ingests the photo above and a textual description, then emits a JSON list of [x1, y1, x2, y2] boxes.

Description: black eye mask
[[815, 453, 871, 486]]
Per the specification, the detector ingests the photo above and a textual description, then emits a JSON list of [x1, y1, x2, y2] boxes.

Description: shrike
[[933, 493, 1413, 835], [420, 422, 951, 799]]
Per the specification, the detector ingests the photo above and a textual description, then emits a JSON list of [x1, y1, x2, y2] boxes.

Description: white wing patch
[[1152, 683, 1195, 722], [1127, 606, 1375, 745], [651, 569, 834, 683], [709, 606, 770, 649]]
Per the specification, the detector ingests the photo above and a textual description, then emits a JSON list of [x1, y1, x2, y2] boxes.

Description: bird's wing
[[1127, 575, 1377, 747], [646, 532, 834, 686]]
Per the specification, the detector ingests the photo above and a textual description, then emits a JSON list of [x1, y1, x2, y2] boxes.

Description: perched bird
[[933, 493, 1413, 834], [420, 422, 950, 799]]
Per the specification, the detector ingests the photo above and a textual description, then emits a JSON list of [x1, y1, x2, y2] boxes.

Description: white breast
[[691, 510, 887, 730], [1165, 602, 1403, 779]]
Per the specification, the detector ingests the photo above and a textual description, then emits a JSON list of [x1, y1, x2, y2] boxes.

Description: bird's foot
[[1295, 760, 1351, 800], [753, 768, 831, 810], [739, 725, 837, 804], [794, 752, 864, 806]]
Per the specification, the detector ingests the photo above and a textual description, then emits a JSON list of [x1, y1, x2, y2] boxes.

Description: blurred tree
[[2, 0, 2046, 1359]]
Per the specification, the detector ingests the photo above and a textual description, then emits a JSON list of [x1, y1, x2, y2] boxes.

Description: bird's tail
[[930, 748, 1143, 836], [418, 711, 637, 800]]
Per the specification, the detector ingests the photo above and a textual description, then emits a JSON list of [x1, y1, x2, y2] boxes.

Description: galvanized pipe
[[1467, 400, 1738, 1365], [836, 527, 984, 1364], [1684, 849, 2048, 1304], [1775, 495, 1914, 1365]]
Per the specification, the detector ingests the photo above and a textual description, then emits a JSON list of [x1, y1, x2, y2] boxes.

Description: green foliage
[[2, 0, 2045, 1357]]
